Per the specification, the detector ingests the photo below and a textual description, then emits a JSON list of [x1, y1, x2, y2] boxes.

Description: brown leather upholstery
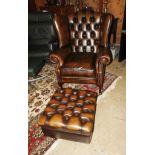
[[38, 88, 97, 143], [61, 52, 96, 77], [69, 11, 101, 53], [50, 10, 113, 94], [53, 15, 70, 48]]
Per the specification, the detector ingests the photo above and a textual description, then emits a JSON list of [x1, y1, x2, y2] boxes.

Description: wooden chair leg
[[98, 64, 106, 95]]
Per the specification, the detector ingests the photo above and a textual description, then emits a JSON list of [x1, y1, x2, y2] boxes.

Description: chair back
[[68, 10, 101, 53]]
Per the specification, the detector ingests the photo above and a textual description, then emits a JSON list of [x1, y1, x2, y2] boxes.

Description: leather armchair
[[50, 10, 113, 94]]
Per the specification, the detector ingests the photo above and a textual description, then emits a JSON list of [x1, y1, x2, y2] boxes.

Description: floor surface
[[45, 58, 126, 155]]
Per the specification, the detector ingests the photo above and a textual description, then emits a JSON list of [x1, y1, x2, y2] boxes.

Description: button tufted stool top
[[38, 88, 97, 136]]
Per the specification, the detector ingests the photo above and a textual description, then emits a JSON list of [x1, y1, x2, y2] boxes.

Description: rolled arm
[[49, 46, 72, 67], [96, 46, 113, 66], [96, 46, 113, 87]]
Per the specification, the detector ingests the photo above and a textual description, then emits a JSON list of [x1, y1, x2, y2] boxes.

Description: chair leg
[[97, 64, 106, 95]]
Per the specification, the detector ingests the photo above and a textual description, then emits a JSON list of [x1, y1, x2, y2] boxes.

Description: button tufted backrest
[[68, 10, 101, 53]]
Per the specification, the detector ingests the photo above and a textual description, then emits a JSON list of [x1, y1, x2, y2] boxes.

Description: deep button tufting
[[82, 31, 87, 38], [64, 88, 72, 97], [95, 39, 99, 45], [64, 88, 72, 93], [59, 89, 64, 93], [48, 99, 60, 108], [86, 24, 91, 30], [44, 107, 56, 116], [79, 90, 87, 98], [82, 108, 89, 113], [80, 117, 89, 124], [91, 46, 95, 52], [49, 103, 59, 108], [87, 39, 91, 46], [94, 23, 99, 30], [82, 122, 93, 133], [63, 115, 70, 121], [78, 39, 82, 45], [64, 110, 73, 117], [75, 46, 79, 52], [49, 99, 60, 105], [44, 107, 55, 113], [77, 99, 84, 105], [65, 94, 70, 97], [82, 17, 86, 23], [86, 92, 92, 97], [38, 88, 98, 139], [81, 113, 94, 120], [53, 92, 63, 100], [83, 105, 95, 112], [70, 95, 78, 101], [90, 16, 95, 22], [87, 91, 97, 97], [67, 101, 76, 109], [57, 109, 64, 114], [74, 107, 82, 114], [57, 104, 66, 110], [85, 97, 96, 104], [74, 113, 80, 117], [90, 31, 96, 38], [48, 114, 64, 128], [78, 24, 82, 31], [61, 97, 69, 104], [67, 117, 81, 131], [57, 106, 66, 114], [70, 23, 74, 30], [73, 90, 78, 95], [82, 46, 86, 52], [76, 101, 84, 107], [74, 32, 78, 38], [73, 17, 78, 23]]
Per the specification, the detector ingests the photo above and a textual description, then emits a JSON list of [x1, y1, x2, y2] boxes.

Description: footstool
[[38, 88, 98, 143]]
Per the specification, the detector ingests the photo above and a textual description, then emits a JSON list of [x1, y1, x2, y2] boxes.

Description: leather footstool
[[38, 88, 98, 143]]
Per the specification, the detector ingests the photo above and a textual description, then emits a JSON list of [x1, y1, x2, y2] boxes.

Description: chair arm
[[49, 46, 71, 67], [96, 46, 113, 66], [96, 47, 112, 87]]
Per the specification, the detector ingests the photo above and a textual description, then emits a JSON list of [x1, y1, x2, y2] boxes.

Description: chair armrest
[[49, 46, 71, 67], [96, 46, 113, 66]]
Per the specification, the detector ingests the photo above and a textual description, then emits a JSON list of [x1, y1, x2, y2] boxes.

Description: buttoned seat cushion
[[38, 88, 97, 137], [60, 52, 96, 77]]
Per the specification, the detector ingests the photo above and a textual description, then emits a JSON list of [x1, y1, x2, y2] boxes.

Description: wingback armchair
[[50, 10, 113, 94]]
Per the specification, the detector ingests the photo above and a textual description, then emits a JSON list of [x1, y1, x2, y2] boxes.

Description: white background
[[0, 0, 155, 154]]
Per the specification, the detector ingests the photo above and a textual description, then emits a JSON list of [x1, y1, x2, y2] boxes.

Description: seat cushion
[[28, 57, 45, 76], [61, 52, 96, 77]]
